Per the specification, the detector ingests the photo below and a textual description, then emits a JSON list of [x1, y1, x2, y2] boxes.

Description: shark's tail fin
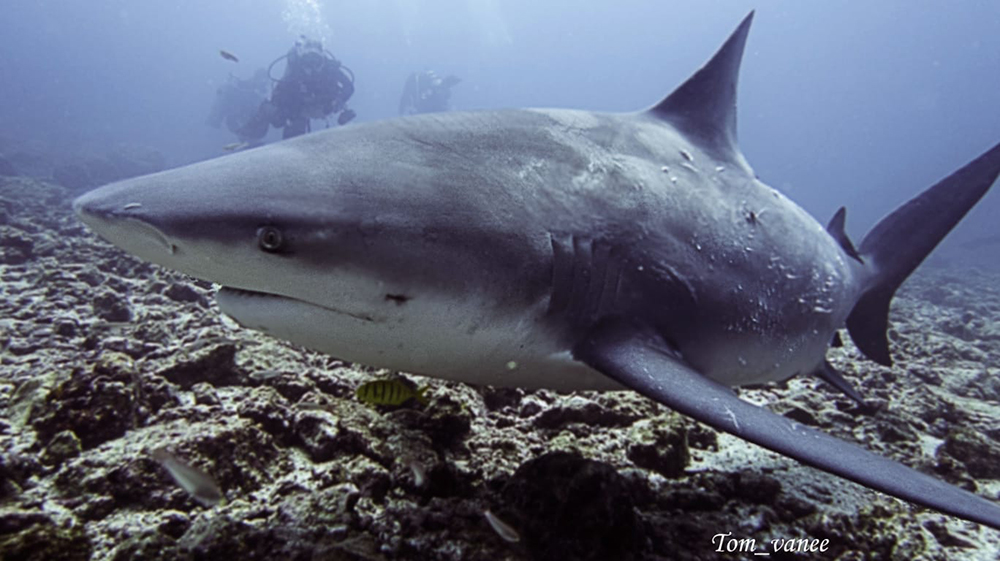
[[846, 141, 1000, 365]]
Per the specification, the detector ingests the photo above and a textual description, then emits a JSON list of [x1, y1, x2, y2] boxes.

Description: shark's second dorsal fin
[[826, 207, 863, 263], [648, 12, 754, 163]]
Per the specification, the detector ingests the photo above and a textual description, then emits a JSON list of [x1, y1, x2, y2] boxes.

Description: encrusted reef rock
[[938, 426, 1000, 479], [500, 451, 644, 561], [2, 175, 1000, 560], [0, 510, 92, 561]]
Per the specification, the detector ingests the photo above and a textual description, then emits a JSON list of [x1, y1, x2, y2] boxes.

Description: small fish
[[219, 49, 239, 63], [484, 510, 521, 543], [296, 401, 332, 412], [248, 369, 281, 381], [408, 460, 427, 488], [222, 141, 249, 152], [356, 379, 428, 407], [152, 448, 224, 507]]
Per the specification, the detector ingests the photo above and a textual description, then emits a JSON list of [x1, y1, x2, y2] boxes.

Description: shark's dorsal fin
[[648, 11, 754, 162], [826, 207, 863, 263]]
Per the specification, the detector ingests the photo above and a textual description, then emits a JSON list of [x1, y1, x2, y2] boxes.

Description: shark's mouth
[[216, 286, 379, 323]]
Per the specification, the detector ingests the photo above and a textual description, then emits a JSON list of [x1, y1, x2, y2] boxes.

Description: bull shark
[[75, 13, 1000, 529]]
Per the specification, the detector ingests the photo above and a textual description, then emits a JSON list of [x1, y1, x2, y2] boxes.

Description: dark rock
[[734, 472, 782, 505], [0, 510, 92, 561], [0, 452, 40, 501], [395, 392, 472, 451], [775, 494, 818, 521], [518, 400, 542, 417], [534, 397, 639, 430], [236, 387, 293, 440], [53, 318, 79, 338], [663, 476, 730, 512], [873, 416, 920, 445], [627, 420, 689, 478], [782, 406, 820, 427], [501, 451, 644, 561], [31, 358, 137, 450], [266, 376, 315, 402], [423, 462, 474, 498], [0, 226, 34, 264], [481, 387, 524, 412], [74, 267, 105, 287], [937, 426, 1000, 479], [91, 291, 132, 322], [293, 410, 372, 464], [158, 344, 242, 388], [687, 424, 719, 451], [157, 511, 191, 539], [41, 430, 83, 466], [164, 283, 205, 305], [932, 454, 978, 491], [923, 520, 976, 548], [176, 513, 371, 561], [109, 531, 181, 561], [191, 382, 220, 406], [294, 412, 348, 462]]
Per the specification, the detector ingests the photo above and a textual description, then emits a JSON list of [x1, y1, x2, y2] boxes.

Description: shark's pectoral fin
[[572, 318, 1000, 530]]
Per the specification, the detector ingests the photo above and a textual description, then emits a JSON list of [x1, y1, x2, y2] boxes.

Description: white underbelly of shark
[[216, 286, 620, 391]]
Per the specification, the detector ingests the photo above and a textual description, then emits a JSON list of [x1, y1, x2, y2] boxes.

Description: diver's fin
[[825, 207, 862, 263], [648, 12, 753, 162], [814, 360, 867, 409], [847, 141, 1000, 366], [572, 318, 1000, 530]]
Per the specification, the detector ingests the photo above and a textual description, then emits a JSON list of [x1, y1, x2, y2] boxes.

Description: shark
[[75, 12, 1000, 529]]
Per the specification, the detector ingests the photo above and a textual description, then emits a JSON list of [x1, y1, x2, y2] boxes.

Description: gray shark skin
[[75, 13, 1000, 529]]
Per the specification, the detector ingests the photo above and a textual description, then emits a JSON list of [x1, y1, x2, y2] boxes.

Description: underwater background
[[2, 1, 1000, 560], [2, 0, 1000, 254]]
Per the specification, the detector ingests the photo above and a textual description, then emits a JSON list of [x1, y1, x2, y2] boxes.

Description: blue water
[[1, 0, 998, 256]]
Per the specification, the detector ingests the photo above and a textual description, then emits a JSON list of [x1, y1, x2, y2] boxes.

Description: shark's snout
[[74, 186, 178, 257], [72, 188, 107, 222], [74, 185, 144, 220]]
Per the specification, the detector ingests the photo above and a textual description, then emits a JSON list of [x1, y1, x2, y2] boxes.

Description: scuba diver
[[398, 70, 461, 115], [206, 69, 270, 141], [237, 37, 356, 141]]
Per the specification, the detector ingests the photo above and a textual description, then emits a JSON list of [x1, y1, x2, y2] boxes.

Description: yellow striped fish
[[356, 379, 428, 407]]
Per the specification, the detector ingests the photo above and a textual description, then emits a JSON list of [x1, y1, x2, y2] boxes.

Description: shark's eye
[[257, 226, 285, 252]]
